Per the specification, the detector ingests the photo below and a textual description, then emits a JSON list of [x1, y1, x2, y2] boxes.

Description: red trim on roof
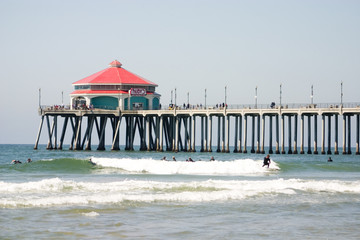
[[73, 61, 157, 86], [70, 90, 154, 95]]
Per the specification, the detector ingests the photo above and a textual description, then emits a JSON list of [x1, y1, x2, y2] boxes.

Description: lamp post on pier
[[279, 84, 282, 109], [255, 86, 258, 108], [38, 88, 41, 108], [205, 88, 207, 109], [187, 92, 189, 107], [311, 85, 313, 104], [175, 88, 177, 108], [341, 81, 343, 107], [225, 86, 227, 107]]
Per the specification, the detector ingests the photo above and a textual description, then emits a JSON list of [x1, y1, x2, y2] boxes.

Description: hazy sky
[[1, 0, 359, 144]]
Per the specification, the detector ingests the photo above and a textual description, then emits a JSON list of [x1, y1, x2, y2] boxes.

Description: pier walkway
[[34, 102, 360, 155]]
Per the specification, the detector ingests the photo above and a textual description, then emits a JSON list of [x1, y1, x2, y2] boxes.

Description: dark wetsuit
[[262, 157, 270, 168]]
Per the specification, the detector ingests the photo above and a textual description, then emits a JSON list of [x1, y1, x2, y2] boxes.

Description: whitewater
[[0, 144, 359, 240]]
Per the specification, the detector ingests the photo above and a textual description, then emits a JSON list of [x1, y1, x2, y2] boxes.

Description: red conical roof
[[72, 60, 157, 86]]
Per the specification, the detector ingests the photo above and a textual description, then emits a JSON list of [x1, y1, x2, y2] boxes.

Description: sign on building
[[130, 88, 147, 96]]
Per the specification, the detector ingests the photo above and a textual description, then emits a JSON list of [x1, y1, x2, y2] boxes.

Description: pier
[[34, 102, 360, 155]]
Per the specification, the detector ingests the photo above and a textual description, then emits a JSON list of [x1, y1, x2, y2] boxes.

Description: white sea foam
[[82, 211, 99, 217], [0, 178, 359, 207], [91, 157, 280, 175]]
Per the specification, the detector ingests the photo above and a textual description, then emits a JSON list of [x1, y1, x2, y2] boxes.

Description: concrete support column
[[334, 115, 339, 154], [192, 115, 196, 152], [269, 115, 273, 154], [342, 115, 346, 154], [307, 116, 312, 154], [261, 115, 265, 154], [327, 115, 332, 154], [321, 114, 325, 154], [234, 116, 239, 153], [208, 116, 213, 152], [238, 115, 242, 153], [221, 116, 225, 152], [293, 115, 298, 154], [200, 116, 204, 152], [347, 115, 352, 154], [243, 115, 248, 153], [175, 116, 179, 152], [300, 115, 304, 154], [314, 115, 318, 154], [217, 116, 221, 152], [205, 116, 208, 152], [188, 116, 192, 151], [159, 116, 164, 151], [275, 115, 279, 154], [281, 115, 285, 154], [288, 116, 292, 154], [226, 115, 230, 153], [356, 114, 359, 155], [251, 116, 255, 153], [256, 115, 261, 153], [146, 117, 151, 151]]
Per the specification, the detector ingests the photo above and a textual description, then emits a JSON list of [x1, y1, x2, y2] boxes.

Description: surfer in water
[[262, 155, 271, 168], [210, 156, 215, 161], [11, 160, 22, 164], [89, 158, 96, 165], [172, 156, 176, 161], [328, 157, 333, 162]]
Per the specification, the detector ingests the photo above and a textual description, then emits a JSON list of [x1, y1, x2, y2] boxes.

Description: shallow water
[[0, 144, 359, 239]]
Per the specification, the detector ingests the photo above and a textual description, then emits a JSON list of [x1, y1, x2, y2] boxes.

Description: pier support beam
[[261, 115, 265, 154], [238, 115, 242, 153], [342, 115, 346, 154], [334, 115, 339, 154], [208, 116, 212, 152], [225, 115, 230, 153], [288, 116, 292, 154], [281, 115, 285, 154], [243, 115, 248, 153], [234, 116, 238, 153], [293, 115, 298, 154], [192, 115, 196, 152], [307, 115, 312, 154], [34, 115, 44, 150], [321, 114, 325, 154], [357, 114, 360, 155], [275, 115, 279, 154], [314, 115, 318, 154], [269, 115, 273, 154], [327, 115, 332, 155], [221, 116, 226, 152], [251, 115, 255, 153], [347, 115, 352, 154], [300, 115, 304, 154]]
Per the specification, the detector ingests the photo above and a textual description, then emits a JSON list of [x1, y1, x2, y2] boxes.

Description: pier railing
[[39, 102, 360, 112]]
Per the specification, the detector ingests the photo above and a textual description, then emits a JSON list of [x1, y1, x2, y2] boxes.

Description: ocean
[[0, 144, 359, 239]]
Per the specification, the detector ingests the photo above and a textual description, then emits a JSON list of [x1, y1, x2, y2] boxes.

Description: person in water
[[172, 156, 176, 161], [12, 160, 22, 164], [210, 156, 215, 161], [328, 157, 333, 162], [262, 155, 271, 168], [89, 158, 96, 165], [27, 158, 32, 163], [187, 157, 194, 162], [161, 156, 167, 161]]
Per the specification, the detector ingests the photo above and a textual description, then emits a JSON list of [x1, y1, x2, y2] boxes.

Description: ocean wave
[[0, 178, 359, 208], [90, 157, 280, 175]]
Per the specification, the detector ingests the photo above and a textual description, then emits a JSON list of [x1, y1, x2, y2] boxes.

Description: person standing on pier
[[262, 155, 271, 168]]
